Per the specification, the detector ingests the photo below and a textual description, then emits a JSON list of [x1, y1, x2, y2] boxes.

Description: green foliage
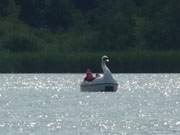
[[0, 0, 180, 72], [0, 19, 47, 52], [0, 51, 180, 73], [0, 0, 19, 17], [139, 0, 180, 50], [0, 33, 43, 52], [1, 0, 180, 52]]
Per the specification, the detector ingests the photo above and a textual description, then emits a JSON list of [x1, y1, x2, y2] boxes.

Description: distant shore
[[0, 51, 180, 73]]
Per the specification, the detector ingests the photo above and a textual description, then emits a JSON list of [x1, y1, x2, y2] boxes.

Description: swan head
[[102, 55, 109, 63]]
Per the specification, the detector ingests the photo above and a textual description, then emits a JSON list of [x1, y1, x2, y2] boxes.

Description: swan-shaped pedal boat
[[80, 56, 118, 92]]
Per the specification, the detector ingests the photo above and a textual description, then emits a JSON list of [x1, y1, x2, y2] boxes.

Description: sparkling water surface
[[0, 74, 180, 135]]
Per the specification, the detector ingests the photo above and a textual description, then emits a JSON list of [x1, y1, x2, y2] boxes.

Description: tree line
[[0, 0, 180, 72], [0, 0, 180, 53]]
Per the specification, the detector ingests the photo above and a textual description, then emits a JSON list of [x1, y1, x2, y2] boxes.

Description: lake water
[[0, 74, 180, 135]]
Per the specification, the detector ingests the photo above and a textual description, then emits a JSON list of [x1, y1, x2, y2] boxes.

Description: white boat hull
[[81, 82, 118, 92]]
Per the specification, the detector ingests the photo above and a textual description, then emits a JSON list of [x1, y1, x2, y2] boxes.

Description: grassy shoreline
[[0, 51, 180, 73]]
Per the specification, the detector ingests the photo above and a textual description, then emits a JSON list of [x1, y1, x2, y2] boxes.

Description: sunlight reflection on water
[[0, 74, 180, 134]]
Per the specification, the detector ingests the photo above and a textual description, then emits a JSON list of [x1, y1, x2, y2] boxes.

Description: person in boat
[[84, 68, 95, 81]]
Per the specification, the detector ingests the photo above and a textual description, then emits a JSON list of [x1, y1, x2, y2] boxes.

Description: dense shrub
[[0, 33, 44, 52]]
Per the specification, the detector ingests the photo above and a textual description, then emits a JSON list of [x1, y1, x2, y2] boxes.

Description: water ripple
[[0, 74, 180, 134]]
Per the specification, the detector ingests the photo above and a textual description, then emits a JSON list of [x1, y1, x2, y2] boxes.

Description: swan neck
[[101, 60, 108, 72]]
